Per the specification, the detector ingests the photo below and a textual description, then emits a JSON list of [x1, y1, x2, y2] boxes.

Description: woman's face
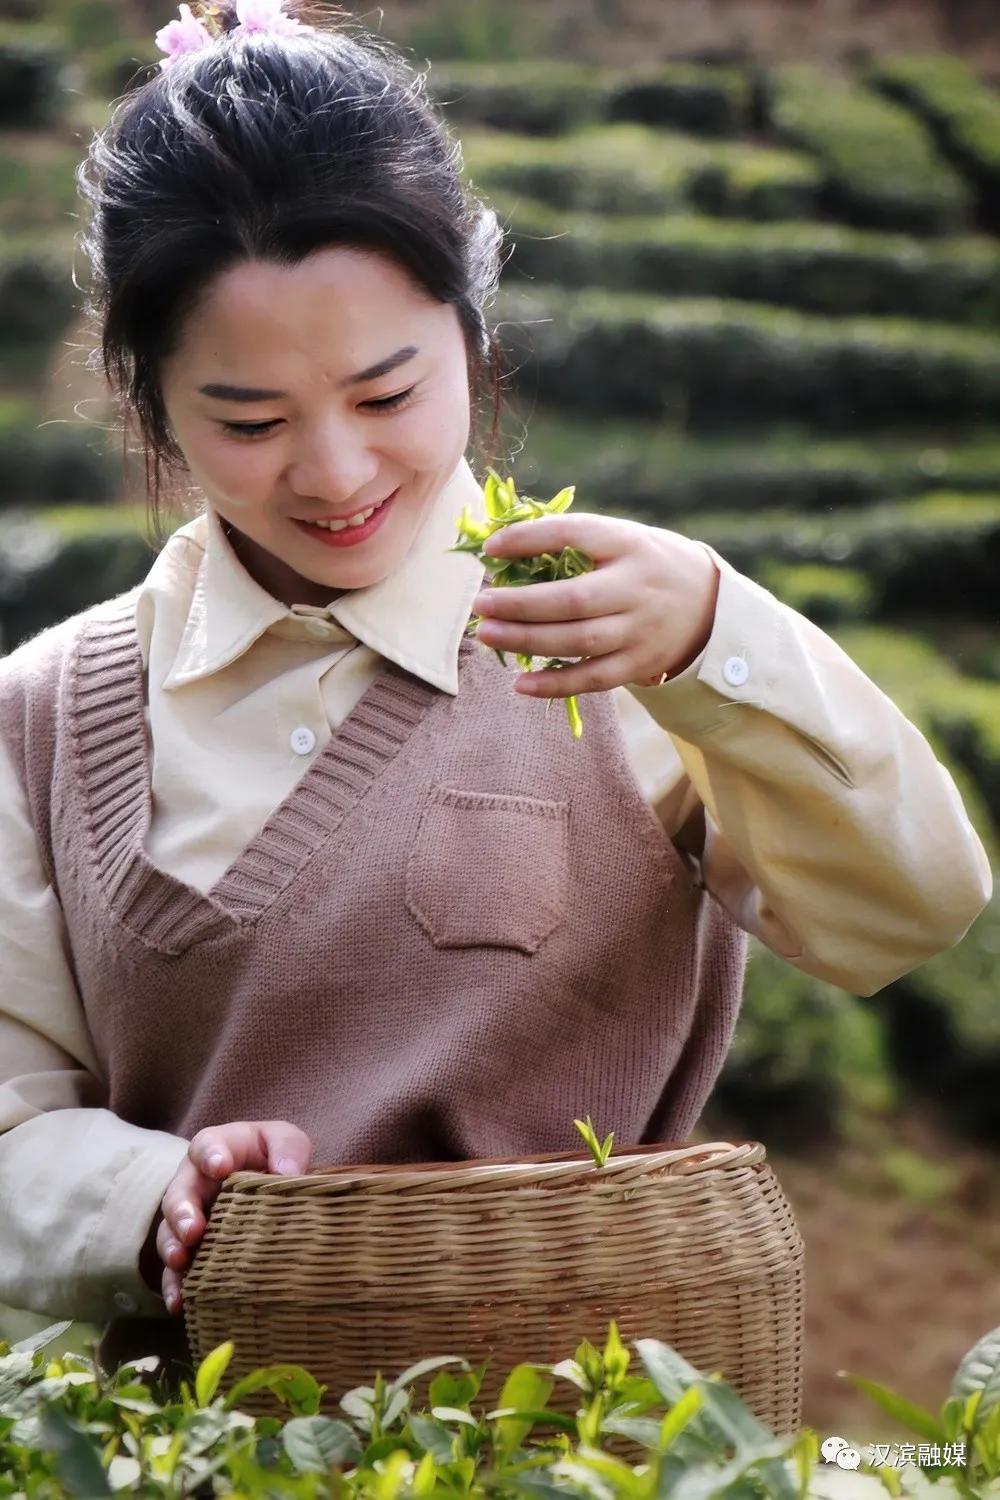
[[159, 247, 473, 606]]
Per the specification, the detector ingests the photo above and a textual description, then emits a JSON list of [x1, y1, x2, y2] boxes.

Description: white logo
[[821, 1436, 861, 1469]]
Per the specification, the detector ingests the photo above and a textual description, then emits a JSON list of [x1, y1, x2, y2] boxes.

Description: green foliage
[[450, 469, 592, 738], [461, 122, 824, 221], [0, 399, 120, 508], [429, 58, 754, 138], [406, 0, 555, 63], [495, 193, 1000, 326], [0, 504, 151, 655], [494, 282, 1000, 430], [869, 56, 1000, 207], [0, 139, 81, 231], [671, 492, 1000, 620], [764, 64, 972, 235], [428, 58, 612, 135], [754, 561, 876, 624], [86, 37, 159, 99], [506, 411, 1000, 523], [829, 625, 1000, 849], [718, 943, 900, 1147], [0, 244, 77, 346], [0, 20, 65, 128], [2, 1315, 998, 1496], [573, 1114, 615, 1166], [603, 62, 755, 138]]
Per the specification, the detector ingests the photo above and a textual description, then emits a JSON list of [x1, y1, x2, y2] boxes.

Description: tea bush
[[495, 195, 1000, 325], [1, 1316, 998, 1496], [762, 64, 972, 235], [869, 56, 1000, 220], [461, 123, 825, 221], [0, 243, 78, 346], [0, 505, 150, 654], [428, 58, 754, 138], [494, 283, 1000, 429], [718, 944, 898, 1146], [671, 493, 1000, 616], [602, 62, 755, 137], [879, 888, 1000, 1144], [0, 400, 119, 509], [510, 411, 1000, 521], [752, 561, 877, 624], [0, 21, 65, 128]]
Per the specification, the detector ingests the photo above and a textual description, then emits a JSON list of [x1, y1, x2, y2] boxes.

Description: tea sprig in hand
[[450, 470, 596, 738], [450, 469, 723, 739]]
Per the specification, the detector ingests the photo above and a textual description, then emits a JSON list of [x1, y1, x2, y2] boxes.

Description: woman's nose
[[286, 428, 380, 506]]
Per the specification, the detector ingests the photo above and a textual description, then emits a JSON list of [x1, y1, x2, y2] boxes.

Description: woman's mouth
[[293, 487, 399, 548]]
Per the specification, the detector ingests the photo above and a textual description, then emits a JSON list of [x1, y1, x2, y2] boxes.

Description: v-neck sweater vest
[[2, 588, 748, 1169]]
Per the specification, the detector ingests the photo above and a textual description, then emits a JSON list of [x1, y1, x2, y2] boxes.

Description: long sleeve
[[624, 542, 993, 997], [0, 733, 189, 1324]]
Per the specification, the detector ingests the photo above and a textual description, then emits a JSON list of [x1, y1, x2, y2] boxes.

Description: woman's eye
[[364, 387, 416, 412], [221, 419, 281, 439], [221, 387, 416, 439]]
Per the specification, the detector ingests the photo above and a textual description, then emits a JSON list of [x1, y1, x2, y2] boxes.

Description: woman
[[0, 0, 990, 1381]]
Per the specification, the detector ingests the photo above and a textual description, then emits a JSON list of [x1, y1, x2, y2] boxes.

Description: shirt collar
[[138, 456, 488, 697]]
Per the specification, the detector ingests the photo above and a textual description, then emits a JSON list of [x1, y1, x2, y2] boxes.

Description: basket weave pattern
[[183, 1140, 805, 1445]]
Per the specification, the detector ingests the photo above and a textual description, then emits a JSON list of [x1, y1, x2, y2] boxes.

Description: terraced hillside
[[1, 5, 1000, 1433]]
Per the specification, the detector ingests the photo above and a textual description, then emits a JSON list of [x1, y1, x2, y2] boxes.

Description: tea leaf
[[431, 1406, 479, 1426], [451, 472, 595, 741], [545, 487, 576, 515], [194, 1340, 234, 1407], [11, 1322, 73, 1357], [39, 1402, 112, 1497], [225, 1362, 324, 1415], [282, 1414, 363, 1472], [408, 1414, 455, 1462], [491, 1364, 557, 1461], [842, 1374, 945, 1442], [413, 1448, 438, 1495], [386, 1355, 471, 1402], [951, 1325, 1000, 1427]]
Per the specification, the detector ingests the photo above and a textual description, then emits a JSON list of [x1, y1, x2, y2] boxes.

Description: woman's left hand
[[470, 514, 721, 696]]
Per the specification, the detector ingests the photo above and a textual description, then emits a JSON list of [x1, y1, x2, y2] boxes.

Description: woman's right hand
[[142, 1120, 314, 1316]]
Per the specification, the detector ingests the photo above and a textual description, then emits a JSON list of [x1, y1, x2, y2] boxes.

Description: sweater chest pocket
[[405, 784, 569, 953]]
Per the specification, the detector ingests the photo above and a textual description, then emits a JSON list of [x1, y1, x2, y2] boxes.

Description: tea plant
[[2, 1314, 998, 1497], [450, 468, 596, 740], [574, 1114, 615, 1166]]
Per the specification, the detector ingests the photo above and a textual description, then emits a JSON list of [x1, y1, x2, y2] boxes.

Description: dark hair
[[76, 0, 509, 540]]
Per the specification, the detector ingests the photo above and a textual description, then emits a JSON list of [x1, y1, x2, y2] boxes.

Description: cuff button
[[722, 656, 750, 687], [113, 1289, 140, 1313]]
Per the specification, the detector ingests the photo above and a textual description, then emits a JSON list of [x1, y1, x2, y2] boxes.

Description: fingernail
[[275, 1158, 300, 1175], [177, 1216, 195, 1238], [165, 1291, 180, 1314], [206, 1151, 226, 1172]]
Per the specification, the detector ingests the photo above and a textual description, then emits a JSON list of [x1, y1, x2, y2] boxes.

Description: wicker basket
[[183, 1139, 805, 1454]]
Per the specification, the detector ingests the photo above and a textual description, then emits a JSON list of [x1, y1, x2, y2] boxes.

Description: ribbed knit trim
[[71, 595, 461, 955]]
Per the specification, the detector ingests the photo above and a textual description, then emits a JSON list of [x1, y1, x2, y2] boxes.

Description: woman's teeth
[[309, 502, 381, 532]]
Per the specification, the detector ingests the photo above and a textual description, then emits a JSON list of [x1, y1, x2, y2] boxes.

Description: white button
[[722, 656, 750, 687], [113, 1289, 139, 1313], [289, 726, 317, 755]]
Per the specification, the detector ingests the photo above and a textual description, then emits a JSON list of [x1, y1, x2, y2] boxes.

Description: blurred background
[[1, 0, 999, 1448]]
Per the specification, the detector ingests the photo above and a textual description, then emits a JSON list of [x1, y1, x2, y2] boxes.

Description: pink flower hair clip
[[154, 0, 303, 70]]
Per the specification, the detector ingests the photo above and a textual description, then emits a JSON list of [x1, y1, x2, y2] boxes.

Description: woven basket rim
[[221, 1138, 766, 1195]]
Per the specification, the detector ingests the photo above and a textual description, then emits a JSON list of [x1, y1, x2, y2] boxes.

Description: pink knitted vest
[[2, 589, 748, 1166]]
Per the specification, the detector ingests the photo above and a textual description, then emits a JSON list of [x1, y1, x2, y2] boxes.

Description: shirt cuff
[[625, 541, 782, 740]]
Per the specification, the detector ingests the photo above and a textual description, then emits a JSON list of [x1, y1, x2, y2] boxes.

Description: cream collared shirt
[[0, 455, 992, 1323]]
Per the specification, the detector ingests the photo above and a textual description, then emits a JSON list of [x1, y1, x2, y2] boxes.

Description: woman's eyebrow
[[197, 345, 420, 402]]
